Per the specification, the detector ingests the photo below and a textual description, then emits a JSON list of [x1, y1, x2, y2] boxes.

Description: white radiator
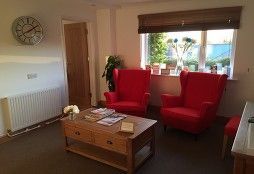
[[2, 87, 62, 132]]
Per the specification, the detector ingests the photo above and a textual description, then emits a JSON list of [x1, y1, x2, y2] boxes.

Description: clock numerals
[[18, 20, 24, 26], [29, 38, 33, 44], [32, 20, 36, 25]]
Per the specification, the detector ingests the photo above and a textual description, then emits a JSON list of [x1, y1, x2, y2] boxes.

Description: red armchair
[[160, 71, 228, 134], [104, 69, 151, 117]]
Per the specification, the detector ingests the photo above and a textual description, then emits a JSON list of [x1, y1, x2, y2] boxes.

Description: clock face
[[12, 16, 43, 45]]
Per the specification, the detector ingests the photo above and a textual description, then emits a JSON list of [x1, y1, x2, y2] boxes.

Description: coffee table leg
[[151, 126, 155, 156], [127, 139, 134, 174], [65, 136, 68, 147]]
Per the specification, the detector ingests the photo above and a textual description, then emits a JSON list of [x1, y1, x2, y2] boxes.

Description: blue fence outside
[[168, 44, 232, 60]]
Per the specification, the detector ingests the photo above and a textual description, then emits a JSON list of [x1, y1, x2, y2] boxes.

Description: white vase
[[68, 112, 75, 120], [175, 59, 184, 75]]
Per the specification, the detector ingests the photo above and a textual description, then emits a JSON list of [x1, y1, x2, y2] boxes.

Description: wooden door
[[64, 23, 91, 110]]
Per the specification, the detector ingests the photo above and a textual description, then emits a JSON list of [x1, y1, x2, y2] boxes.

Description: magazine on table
[[82, 114, 105, 122], [91, 108, 115, 116], [82, 108, 115, 122], [97, 113, 127, 126]]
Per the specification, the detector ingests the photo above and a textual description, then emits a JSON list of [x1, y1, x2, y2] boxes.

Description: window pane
[[166, 31, 201, 72], [205, 29, 234, 75]]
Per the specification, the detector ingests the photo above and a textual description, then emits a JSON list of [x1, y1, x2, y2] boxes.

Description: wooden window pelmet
[[138, 6, 242, 33]]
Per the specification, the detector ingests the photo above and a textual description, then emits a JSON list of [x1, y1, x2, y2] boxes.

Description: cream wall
[[98, 0, 254, 116], [97, 9, 117, 100], [0, 0, 97, 136]]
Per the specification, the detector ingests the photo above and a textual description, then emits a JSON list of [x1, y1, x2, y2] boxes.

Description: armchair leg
[[221, 135, 228, 159], [163, 125, 167, 132], [194, 134, 198, 141]]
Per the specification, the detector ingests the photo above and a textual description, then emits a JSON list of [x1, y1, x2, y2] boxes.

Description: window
[[138, 6, 242, 78], [141, 29, 236, 77]]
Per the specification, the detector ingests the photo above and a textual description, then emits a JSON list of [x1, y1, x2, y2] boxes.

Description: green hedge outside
[[164, 57, 230, 69]]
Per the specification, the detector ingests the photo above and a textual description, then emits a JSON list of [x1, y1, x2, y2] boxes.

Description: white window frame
[[141, 29, 237, 78]]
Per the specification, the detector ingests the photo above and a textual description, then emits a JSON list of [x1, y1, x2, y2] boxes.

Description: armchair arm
[[104, 92, 118, 104], [161, 94, 182, 108], [141, 93, 150, 107]]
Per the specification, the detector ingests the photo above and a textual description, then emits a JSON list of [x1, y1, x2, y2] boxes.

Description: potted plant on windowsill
[[102, 55, 122, 91]]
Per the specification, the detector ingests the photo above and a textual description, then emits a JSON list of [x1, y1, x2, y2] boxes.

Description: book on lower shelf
[[97, 113, 127, 126]]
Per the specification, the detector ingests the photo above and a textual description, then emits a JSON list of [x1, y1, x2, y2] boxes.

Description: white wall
[[98, 0, 254, 116], [0, 0, 97, 136]]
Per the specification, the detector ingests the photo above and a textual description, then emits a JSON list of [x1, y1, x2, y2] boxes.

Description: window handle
[[181, 20, 185, 26]]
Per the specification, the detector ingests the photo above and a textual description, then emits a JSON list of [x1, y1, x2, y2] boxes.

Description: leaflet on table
[[82, 114, 105, 122], [91, 108, 115, 116], [97, 113, 127, 126], [91, 108, 107, 114], [82, 108, 115, 122]]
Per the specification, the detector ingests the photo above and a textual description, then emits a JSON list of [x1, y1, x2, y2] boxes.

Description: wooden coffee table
[[60, 108, 157, 174]]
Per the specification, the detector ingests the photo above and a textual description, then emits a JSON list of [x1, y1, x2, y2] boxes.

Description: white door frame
[[60, 18, 97, 107]]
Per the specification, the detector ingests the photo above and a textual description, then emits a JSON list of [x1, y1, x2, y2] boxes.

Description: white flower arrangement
[[63, 105, 80, 114]]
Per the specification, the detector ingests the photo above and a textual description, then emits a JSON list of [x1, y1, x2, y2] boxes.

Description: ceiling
[[84, 0, 173, 7]]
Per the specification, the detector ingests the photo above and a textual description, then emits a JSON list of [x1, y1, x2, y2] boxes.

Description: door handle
[[107, 140, 113, 145]]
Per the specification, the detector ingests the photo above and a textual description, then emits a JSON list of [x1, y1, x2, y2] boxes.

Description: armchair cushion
[[161, 107, 200, 123], [107, 101, 146, 117], [161, 107, 201, 133], [107, 101, 145, 112]]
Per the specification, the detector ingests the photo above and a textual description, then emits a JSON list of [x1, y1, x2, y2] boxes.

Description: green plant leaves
[[102, 56, 122, 91], [148, 33, 168, 64]]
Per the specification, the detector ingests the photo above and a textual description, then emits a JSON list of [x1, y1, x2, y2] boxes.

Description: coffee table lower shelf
[[65, 141, 153, 173]]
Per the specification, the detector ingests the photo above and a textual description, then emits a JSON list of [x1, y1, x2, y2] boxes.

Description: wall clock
[[12, 16, 43, 45]]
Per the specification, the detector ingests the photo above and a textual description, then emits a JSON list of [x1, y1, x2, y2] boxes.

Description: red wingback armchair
[[160, 71, 228, 134], [104, 69, 151, 117]]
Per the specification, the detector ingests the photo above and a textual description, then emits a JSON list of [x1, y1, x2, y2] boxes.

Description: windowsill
[[151, 73, 179, 78], [151, 73, 238, 81]]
